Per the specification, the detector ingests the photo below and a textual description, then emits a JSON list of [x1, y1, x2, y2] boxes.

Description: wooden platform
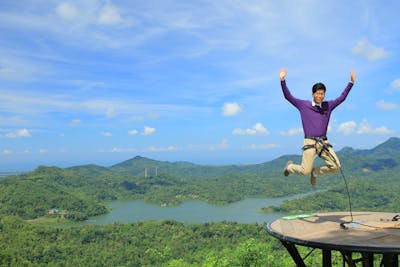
[[267, 212, 400, 266]]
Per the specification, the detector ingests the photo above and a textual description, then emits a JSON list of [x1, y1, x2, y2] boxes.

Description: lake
[[87, 192, 315, 225]]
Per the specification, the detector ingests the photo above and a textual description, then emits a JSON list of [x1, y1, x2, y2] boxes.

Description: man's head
[[312, 82, 326, 104]]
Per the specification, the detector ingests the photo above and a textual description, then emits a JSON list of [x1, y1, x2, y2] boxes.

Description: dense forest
[[0, 137, 399, 266]]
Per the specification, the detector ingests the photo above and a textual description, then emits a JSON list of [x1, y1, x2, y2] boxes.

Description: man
[[280, 68, 356, 185]]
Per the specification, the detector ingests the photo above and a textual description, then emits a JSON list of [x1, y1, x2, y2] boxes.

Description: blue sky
[[1, 0, 399, 171]]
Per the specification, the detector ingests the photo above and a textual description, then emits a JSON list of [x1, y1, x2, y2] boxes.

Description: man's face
[[312, 89, 325, 104]]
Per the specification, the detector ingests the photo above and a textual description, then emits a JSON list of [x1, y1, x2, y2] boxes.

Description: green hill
[[0, 137, 399, 221], [110, 137, 400, 178]]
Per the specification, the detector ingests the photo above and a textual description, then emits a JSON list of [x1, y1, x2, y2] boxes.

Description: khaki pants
[[287, 138, 341, 176]]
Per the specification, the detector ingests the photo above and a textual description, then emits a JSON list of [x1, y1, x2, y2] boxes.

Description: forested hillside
[[1, 137, 399, 221], [0, 137, 399, 266]]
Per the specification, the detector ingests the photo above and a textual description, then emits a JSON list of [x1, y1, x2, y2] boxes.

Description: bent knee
[[302, 168, 313, 175], [328, 164, 340, 172]]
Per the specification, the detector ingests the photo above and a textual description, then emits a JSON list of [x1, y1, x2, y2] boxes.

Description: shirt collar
[[312, 101, 322, 108]]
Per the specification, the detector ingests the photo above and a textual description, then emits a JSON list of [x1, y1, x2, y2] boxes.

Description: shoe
[[283, 160, 293, 176], [310, 169, 317, 186]]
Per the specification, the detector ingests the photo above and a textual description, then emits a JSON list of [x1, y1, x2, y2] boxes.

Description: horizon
[[1, 1, 400, 171]]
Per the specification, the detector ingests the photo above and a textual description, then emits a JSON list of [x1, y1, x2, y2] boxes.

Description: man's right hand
[[279, 68, 287, 81], [350, 70, 356, 83]]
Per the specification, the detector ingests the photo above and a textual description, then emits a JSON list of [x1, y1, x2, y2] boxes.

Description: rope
[[314, 138, 354, 226], [315, 138, 399, 230]]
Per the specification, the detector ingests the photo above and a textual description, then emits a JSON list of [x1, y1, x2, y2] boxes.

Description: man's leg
[[314, 142, 341, 176], [286, 139, 316, 176]]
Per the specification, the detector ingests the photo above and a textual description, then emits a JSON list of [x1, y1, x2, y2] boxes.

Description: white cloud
[[280, 127, 303, 136], [356, 120, 394, 135], [128, 129, 138, 135], [337, 120, 394, 135], [2, 149, 12, 155], [233, 122, 268, 135], [105, 107, 116, 118], [376, 100, 399, 110], [101, 131, 112, 137], [219, 138, 229, 149], [130, 115, 144, 121], [391, 79, 400, 91], [245, 143, 278, 150], [56, 2, 78, 20], [69, 119, 82, 127], [55, 1, 132, 27], [222, 102, 242, 116], [4, 128, 31, 138], [142, 126, 156, 135], [111, 147, 138, 153], [144, 145, 178, 152], [351, 38, 389, 61], [39, 149, 47, 154], [98, 2, 126, 25], [337, 121, 357, 135]]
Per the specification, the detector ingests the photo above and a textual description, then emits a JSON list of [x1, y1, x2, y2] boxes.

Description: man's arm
[[279, 68, 300, 107], [330, 70, 356, 109]]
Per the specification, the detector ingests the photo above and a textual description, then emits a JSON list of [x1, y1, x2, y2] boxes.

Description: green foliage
[[0, 137, 399, 266], [1, 137, 400, 222], [0, 216, 290, 266]]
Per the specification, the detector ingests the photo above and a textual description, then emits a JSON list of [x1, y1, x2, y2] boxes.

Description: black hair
[[312, 82, 326, 93]]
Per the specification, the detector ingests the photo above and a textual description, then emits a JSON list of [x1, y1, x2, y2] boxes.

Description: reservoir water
[[88, 192, 315, 225]]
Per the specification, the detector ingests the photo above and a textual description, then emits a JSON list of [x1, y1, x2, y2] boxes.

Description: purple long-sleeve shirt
[[281, 80, 354, 138]]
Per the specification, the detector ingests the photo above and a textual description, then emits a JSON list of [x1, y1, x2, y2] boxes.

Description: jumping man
[[280, 68, 356, 185]]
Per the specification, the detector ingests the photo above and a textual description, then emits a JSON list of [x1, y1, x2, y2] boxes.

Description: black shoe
[[284, 160, 293, 176]]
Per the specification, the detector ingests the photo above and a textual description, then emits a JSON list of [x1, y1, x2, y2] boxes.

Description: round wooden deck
[[267, 212, 400, 266]]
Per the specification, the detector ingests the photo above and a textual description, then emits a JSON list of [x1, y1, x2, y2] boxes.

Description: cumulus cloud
[[56, 2, 78, 20], [356, 120, 393, 135], [105, 107, 116, 118], [69, 119, 82, 127], [219, 138, 229, 149], [391, 79, 400, 91], [337, 120, 394, 135], [142, 126, 156, 135], [233, 123, 268, 135], [98, 2, 124, 25], [144, 145, 177, 152], [280, 127, 303, 136], [337, 121, 357, 135], [351, 38, 389, 61], [4, 128, 31, 138], [130, 115, 144, 121], [245, 143, 278, 150], [2, 149, 12, 155], [209, 139, 229, 151], [376, 100, 399, 110], [39, 149, 48, 154], [101, 131, 112, 137], [128, 129, 138, 135], [111, 147, 138, 153], [222, 102, 242, 116], [55, 1, 131, 26]]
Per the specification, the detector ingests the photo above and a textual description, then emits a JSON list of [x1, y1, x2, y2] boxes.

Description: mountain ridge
[[102, 137, 400, 178]]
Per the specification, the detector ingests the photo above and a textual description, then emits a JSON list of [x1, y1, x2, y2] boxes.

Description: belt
[[304, 136, 327, 140]]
